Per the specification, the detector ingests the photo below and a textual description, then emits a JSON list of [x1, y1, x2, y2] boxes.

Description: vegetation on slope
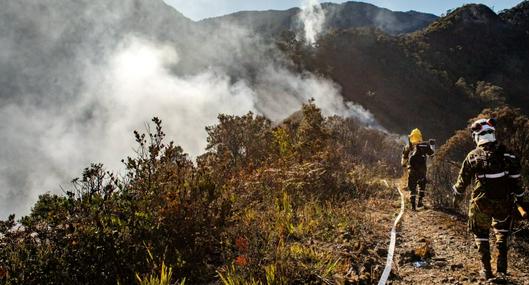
[[277, 2, 529, 143], [277, 28, 480, 142], [0, 102, 402, 284]]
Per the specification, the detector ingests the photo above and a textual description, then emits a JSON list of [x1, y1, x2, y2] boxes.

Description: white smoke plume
[[298, 0, 325, 45], [0, 0, 378, 219]]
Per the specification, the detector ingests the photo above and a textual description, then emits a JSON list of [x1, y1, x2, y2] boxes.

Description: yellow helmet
[[409, 128, 423, 145]]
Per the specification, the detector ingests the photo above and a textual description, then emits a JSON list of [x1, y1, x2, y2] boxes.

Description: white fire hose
[[378, 180, 405, 285]]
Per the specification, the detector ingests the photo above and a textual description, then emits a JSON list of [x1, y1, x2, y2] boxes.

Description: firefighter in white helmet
[[452, 118, 525, 280]]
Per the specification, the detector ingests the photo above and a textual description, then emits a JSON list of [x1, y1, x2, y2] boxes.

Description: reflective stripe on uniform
[[504, 153, 516, 159], [509, 174, 521, 178], [476, 172, 507, 179], [495, 216, 510, 223], [514, 192, 525, 197], [475, 238, 489, 242], [494, 229, 510, 233]]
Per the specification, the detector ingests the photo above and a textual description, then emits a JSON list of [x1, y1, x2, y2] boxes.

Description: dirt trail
[[385, 191, 529, 285]]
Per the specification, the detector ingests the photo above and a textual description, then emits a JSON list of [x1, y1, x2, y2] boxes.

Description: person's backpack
[[409, 142, 430, 169]]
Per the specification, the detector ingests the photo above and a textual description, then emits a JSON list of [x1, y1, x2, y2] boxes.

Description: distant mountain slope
[[500, 0, 529, 31], [322, 2, 437, 34], [405, 3, 529, 117], [199, 1, 437, 36], [279, 1, 529, 141], [198, 8, 300, 37], [279, 28, 479, 141]]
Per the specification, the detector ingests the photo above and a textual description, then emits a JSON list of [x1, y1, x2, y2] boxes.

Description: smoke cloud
[[0, 0, 378, 219], [298, 0, 325, 45]]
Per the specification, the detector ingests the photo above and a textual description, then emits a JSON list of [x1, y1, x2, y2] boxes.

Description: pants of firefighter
[[407, 170, 426, 201], [469, 197, 512, 274]]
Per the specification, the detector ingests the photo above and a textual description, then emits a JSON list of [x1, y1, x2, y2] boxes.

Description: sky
[[164, 0, 523, 21]]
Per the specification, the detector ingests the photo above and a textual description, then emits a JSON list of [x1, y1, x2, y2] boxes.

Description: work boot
[[479, 270, 495, 281], [494, 272, 508, 284], [410, 196, 416, 211], [496, 243, 508, 274], [478, 240, 493, 280], [479, 266, 494, 281], [417, 197, 424, 208]]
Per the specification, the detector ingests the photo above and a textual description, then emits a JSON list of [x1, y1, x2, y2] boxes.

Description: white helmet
[[470, 118, 496, 145]]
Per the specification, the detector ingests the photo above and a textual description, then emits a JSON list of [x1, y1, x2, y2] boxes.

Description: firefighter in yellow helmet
[[401, 128, 435, 210]]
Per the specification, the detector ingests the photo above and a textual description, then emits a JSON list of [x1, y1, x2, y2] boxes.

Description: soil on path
[[386, 192, 529, 285]]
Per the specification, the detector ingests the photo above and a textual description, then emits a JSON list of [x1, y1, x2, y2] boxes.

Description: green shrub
[[1, 103, 398, 284]]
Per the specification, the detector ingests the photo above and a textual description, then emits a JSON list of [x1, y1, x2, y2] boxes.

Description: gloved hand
[[452, 194, 462, 208], [429, 139, 436, 152], [452, 185, 463, 208]]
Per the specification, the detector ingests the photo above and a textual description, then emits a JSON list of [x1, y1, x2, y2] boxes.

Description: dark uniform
[[402, 141, 434, 209], [453, 143, 524, 276]]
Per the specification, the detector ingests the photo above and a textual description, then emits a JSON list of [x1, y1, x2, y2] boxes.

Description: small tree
[[203, 112, 275, 182], [295, 99, 329, 159]]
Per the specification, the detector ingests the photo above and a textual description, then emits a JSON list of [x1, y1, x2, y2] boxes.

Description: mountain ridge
[[199, 1, 438, 36]]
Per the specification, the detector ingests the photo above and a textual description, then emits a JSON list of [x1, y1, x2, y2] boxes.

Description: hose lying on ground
[[378, 180, 405, 285]]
